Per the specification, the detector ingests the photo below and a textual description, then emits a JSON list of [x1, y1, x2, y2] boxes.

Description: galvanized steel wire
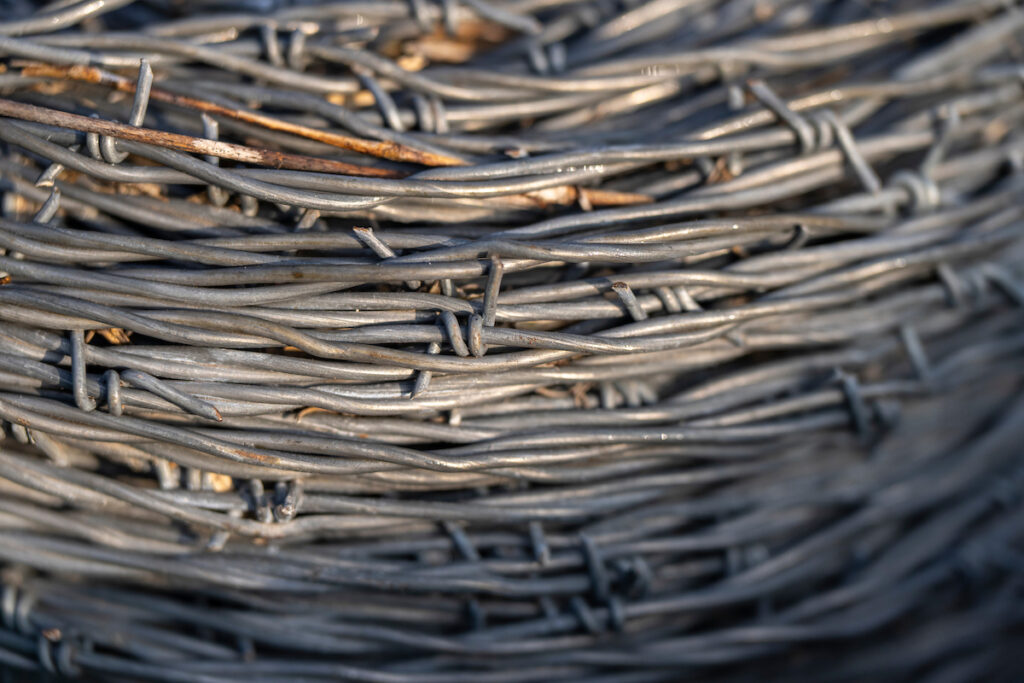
[[0, 0, 1023, 680]]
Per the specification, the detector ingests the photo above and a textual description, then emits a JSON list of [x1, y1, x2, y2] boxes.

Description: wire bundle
[[0, 0, 1023, 680]]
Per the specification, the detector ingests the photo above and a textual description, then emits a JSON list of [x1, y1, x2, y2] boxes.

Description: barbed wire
[[0, 0, 1023, 680]]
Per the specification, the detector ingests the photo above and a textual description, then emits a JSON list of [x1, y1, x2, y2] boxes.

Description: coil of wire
[[0, 0, 1023, 680]]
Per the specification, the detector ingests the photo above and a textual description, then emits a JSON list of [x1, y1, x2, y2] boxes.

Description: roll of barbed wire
[[0, 0, 1022, 680]]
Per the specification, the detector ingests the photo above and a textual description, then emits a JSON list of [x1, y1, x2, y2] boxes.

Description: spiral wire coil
[[0, 0, 1023, 680]]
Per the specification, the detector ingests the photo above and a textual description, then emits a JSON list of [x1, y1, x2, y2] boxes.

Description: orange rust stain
[[228, 447, 278, 465]]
